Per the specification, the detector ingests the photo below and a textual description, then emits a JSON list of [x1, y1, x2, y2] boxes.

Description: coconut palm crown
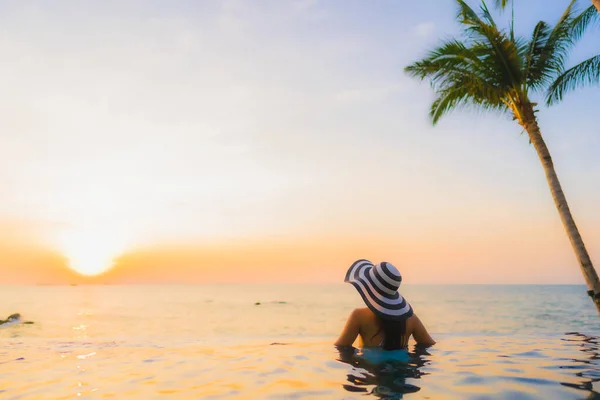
[[405, 0, 598, 124], [405, 0, 600, 313]]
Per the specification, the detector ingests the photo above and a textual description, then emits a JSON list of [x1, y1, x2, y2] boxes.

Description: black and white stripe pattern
[[345, 259, 413, 321]]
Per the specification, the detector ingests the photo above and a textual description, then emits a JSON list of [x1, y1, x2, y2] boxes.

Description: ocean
[[1, 284, 598, 399]]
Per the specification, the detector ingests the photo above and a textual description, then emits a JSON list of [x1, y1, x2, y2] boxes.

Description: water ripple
[[0, 334, 599, 399]]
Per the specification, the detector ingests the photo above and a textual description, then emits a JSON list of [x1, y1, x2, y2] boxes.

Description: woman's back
[[335, 307, 435, 349]]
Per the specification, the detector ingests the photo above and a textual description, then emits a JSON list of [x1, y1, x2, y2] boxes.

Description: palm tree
[[405, 0, 600, 313]]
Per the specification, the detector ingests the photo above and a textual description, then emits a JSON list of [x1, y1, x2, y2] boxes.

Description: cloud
[[414, 22, 436, 38]]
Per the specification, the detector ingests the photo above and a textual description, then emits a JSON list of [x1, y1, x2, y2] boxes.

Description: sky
[[0, 0, 598, 285]]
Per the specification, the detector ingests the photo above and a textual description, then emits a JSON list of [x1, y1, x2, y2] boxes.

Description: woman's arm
[[334, 309, 361, 346], [412, 314, 436, 346]]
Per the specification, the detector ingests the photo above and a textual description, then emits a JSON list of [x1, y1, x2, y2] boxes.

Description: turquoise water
[[0, 284, 598, 399]]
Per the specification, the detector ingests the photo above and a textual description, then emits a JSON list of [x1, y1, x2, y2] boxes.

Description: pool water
[[1, 284, 598, 399]]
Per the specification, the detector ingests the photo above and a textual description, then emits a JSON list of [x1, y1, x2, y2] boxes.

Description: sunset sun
[[56, 227, 131, 276], [65, 242, 117, 276]]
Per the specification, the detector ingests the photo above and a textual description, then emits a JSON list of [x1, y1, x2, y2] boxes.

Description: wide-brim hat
[[345, 259, 413, 321]]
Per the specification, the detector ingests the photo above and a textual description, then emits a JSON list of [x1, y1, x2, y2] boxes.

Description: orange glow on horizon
[[0, 218, 597, 285]]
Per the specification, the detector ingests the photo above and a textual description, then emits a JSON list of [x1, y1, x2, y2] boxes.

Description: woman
[[335, 259, 435, 349]]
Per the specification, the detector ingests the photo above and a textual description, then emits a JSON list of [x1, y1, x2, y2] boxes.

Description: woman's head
[[345, 259, 413, 321]]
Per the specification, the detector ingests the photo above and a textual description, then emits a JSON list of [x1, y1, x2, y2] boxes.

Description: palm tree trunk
[[522, 110, 600, 314], [593, 0, 600, 14]]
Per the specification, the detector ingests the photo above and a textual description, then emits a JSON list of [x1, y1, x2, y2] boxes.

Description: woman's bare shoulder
[[349, 307, 369, 317], [406, 313, 425, 328], [356, 307, 377, 317], [348, 307, 376, 323], [407, 314, 419, 322], [407, 313, 436, 346]]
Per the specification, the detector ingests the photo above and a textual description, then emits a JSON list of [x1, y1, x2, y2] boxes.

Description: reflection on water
[[561, 333, 600, 398], [332, 333, 600, 399], [336, 345, 431, 398], [2, 332, 600, 398], [2, 285, 600, 399]]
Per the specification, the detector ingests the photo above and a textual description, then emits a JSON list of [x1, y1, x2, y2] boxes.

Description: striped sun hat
[[345, 259, 413, 321]]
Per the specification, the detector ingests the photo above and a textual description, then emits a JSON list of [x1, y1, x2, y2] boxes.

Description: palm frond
[[509, 1, 515, 42], [493, 0, 510, 9], [405, 36, 510, 124], [429, 76, 508, 124], [547, 0, 578, 65], [404, 40, 489, 82], [429, 88, 470, 124], [546, 54, 600, 104], [479, 1, 497, 27], [571, 5, 599, 40], [457, 0, 493, 35], [527, 0, 578, 90], [524, 21, 553, 90], [456, 0, 524, 89]]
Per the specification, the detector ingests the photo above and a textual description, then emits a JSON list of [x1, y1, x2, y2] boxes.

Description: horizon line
[[0, 282, 587, 287]]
